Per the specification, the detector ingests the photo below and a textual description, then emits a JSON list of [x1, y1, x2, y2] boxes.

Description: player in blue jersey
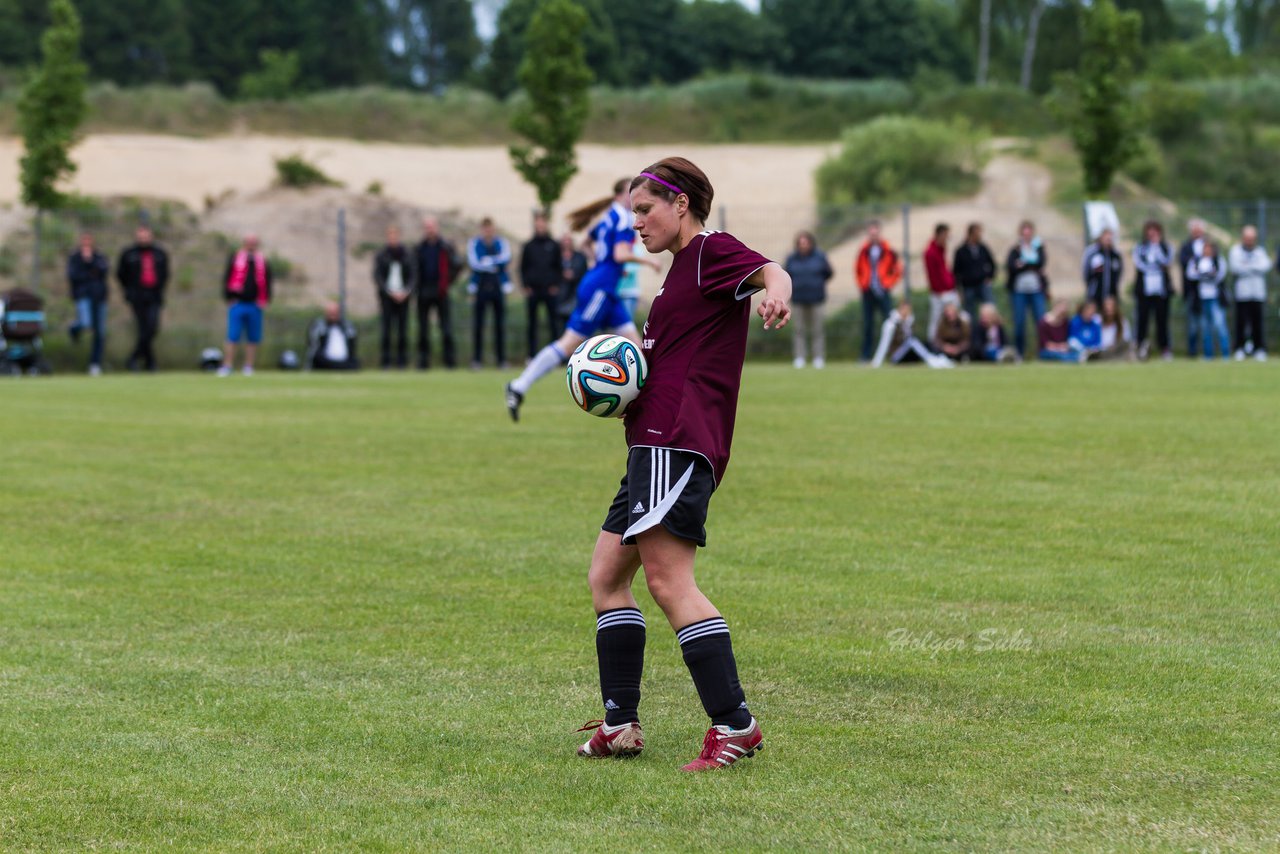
[[505, 178, 661, 421]]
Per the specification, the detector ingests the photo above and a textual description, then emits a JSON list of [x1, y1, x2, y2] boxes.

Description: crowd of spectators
[[783, 217, 1274, 368]]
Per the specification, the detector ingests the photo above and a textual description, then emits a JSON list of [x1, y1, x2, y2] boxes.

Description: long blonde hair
[[567, 178, 630, 232]]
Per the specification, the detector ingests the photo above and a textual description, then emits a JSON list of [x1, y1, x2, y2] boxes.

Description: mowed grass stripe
[[1, 363, 1277, 851]]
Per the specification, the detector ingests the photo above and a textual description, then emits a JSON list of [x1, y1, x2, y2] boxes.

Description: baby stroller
[[0, 288, 52, 376]]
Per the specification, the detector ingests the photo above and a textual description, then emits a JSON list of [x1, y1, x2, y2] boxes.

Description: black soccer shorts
[[602, 446, 715, 548]]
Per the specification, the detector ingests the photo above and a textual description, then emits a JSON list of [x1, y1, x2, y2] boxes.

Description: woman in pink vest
[[219, 234, 273, 377]]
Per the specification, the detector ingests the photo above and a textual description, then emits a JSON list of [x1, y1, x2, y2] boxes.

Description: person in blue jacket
[[66, 232, 110, 375]]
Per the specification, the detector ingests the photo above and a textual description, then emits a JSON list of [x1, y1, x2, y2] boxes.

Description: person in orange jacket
[[856, 220, 903, 361]]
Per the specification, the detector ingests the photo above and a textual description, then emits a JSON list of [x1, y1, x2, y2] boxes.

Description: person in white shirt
[[1097, 296, 1134, 361], [1228, 225, 1272, 361], [1131, 220, 1174, 361], [307, 301, 360, 371], [1186, 240, 1230, 360]]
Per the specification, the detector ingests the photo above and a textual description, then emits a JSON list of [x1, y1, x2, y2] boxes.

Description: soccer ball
[[566, 334, 647, 418]]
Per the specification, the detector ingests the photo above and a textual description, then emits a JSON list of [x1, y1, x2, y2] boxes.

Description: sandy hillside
[[0, 134, 1087, 312]]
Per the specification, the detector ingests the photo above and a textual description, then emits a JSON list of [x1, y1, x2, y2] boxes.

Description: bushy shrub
[[273, 153, 342, 189], [917, 83, 1055, 135], [238, 49, 301, 101], [815, 116, 987, 205]]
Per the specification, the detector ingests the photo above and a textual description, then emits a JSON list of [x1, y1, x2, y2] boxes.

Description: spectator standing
[[1037, 300, 1079, 363], [974, 303, 1016, 363], [116, 225, 170, 372], [1178, 218, 1207, 356], [520, 213, 563, 358], [306, 301, 360, 371], [932, 302, 971, 362], [1005, 220, 1049, 358], [218, 234, 272, 377], [1187, 240, 1230, 360], [467, 217, 513, 369], [953, 222, 996, 331], [871, 300, 953, 368], [558, 233, 588, 329], [374, 225, 415, 369], [856, 220, 903, 361], [67, 232, 110, 375], [414, 216, 462, 370], [1132, 220, 1175, 361], [1228, 225, 1272, 361], [1098, 296, 1134, 361], [784, 231, 833, 369], [1068, 301, 1103, 361], [1083, 228, 1123, 307], [924, 223, 958, 341]]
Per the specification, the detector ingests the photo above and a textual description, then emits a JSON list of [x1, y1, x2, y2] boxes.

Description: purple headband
[[640, 172, 684, 197]]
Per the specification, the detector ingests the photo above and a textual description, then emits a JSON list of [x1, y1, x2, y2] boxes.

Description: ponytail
[[566, 177, 632, 233]]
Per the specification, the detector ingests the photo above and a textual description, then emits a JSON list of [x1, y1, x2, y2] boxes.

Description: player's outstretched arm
[[750, 263, 792, 330]]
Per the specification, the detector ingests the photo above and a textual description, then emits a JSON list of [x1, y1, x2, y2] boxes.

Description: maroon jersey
[[624, 231, 771, 484]]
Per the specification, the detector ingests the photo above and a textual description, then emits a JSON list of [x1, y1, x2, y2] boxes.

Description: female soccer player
[[505, 179, 660, 421], [575, 157, 791, 771]]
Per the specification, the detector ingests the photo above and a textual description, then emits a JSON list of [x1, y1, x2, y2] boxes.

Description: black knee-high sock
[[677, 616, 752, 730], [595, 608, 645, 726]]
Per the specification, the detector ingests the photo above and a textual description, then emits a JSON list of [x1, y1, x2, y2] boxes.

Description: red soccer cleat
[[681, 718, 763, 771], [575, 720, 644, 758]]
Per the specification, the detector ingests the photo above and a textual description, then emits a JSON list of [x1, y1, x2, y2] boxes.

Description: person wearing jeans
[[467, 218, 512, 369], [1037, 301, 1080, 363], [1132, 220, 1175, 361], [1187, 241, 1230, 360], [66, 232, 109, 375], [855, 221, 902, 362], [953, 222, 996, 351], [784, 231, 832, 368], [1005, 220, 1049, 358], [1228, 225, 1272, 361], [116, 225, 170, 372]]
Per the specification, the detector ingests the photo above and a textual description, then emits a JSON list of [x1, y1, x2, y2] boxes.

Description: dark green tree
[[296, 0, 383, 90], [17, 0, 87, 290], [508, 0, 593, 213], [1056, 0, 1142, 196], [762, 0, 922, 80], [673, 0, 781, 79], [77, 0, 191, 84], [0, 0, 47, 69], [484, 0, 619, 98], [385, 0, 480, 90], [607, 0, 683, 84], [184, 0, 258, 95]]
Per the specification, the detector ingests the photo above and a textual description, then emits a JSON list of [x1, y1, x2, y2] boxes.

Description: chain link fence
[[3, 195, 1278, 372]]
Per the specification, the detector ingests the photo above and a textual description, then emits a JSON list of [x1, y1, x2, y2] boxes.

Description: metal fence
[[4, 195, 1278, 372]]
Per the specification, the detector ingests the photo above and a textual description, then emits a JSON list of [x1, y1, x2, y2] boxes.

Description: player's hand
[[759, 296, 790, 330]]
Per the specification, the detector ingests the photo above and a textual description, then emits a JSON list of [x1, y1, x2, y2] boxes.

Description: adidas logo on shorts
[[633, 502, 645, 514]]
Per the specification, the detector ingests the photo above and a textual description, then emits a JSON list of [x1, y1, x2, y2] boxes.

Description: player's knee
[[643, 567, 690, 610]]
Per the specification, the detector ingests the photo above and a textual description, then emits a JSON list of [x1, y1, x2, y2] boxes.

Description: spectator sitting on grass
[[932, 301, 971, 362], [1068, 301, 1103, 362], [871, 300, 954, 369], [1037, 300, 1080, 363], [974, 303, 1016, 363], [306, 301, 360, 371], [1098, 296, 1134, 361]]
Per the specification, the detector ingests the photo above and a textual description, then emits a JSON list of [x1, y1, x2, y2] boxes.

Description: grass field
[[3, 364, 1279, 851]]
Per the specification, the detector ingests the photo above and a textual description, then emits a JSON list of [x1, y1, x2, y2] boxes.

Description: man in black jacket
[[67, 232, 110, 375], [519, 213, 562, 359], [952, 222, 996, 351], [374, 225, 415, 369], [116, 225, 170, 372], [414, 216, 461, 370], [1083, 228, 1124, 306], [1178, 218, 1206, 357]]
